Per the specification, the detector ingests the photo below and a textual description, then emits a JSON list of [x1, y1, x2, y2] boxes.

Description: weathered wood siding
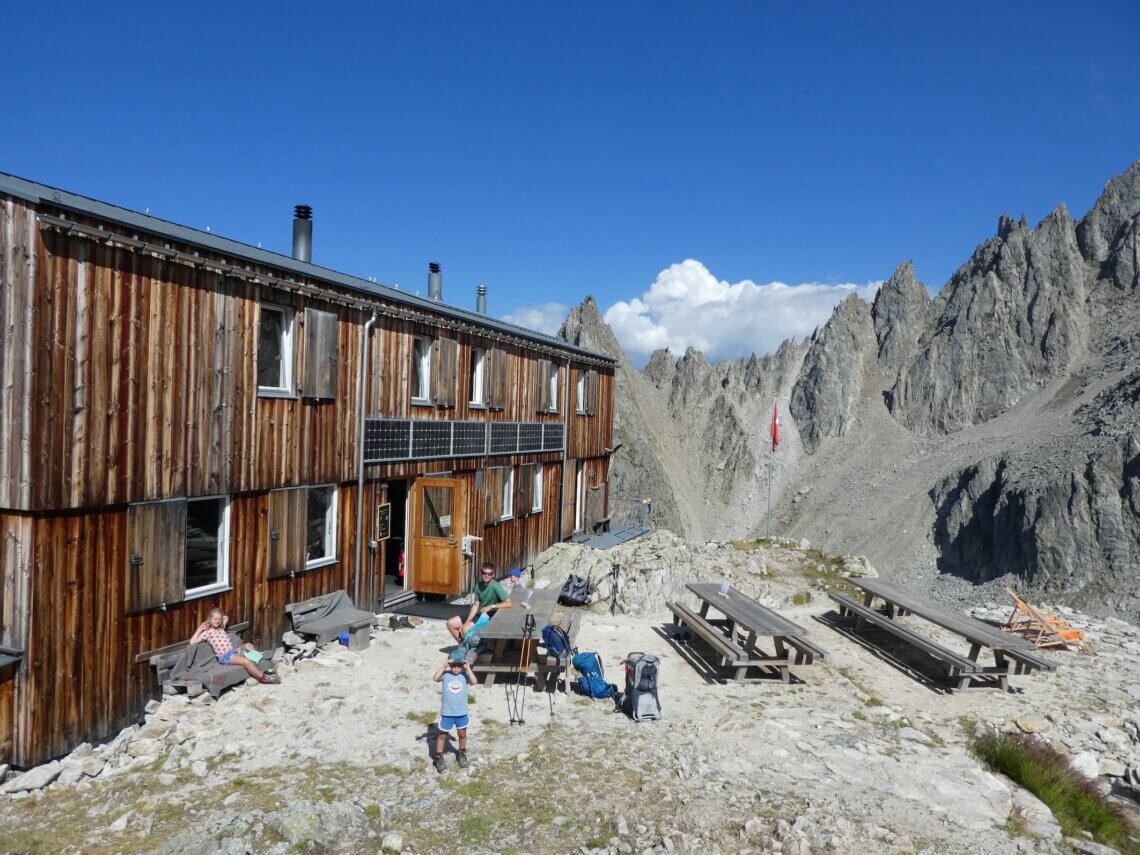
[[0, 480, 383, 768], [478, 461, 563, 572], [567, 366, 614, 460], [0, 199, 36, 510]]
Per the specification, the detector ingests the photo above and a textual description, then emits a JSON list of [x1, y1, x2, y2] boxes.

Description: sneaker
[[259, 673, 281, 684], [455, 751, 469, 769], [433, 754, 447, 773]]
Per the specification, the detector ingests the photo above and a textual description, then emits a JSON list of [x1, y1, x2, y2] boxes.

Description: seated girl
[[189, 608, 280, 684]]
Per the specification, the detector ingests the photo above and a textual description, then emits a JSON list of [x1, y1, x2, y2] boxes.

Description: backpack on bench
[[571, 651, 617, 700]]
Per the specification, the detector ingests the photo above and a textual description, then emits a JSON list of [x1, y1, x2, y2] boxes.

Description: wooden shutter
[[516, 463, 534, 518], [127, 499, 187, 613], [301, 308, 338, 399], [268, 488, 307, 579], [535, 360, 551, 413], [560, 460, 577, 539], [586, 370, 598, 416], [432, 337, 458, 408], [483, 468, 503, 526], [485, 348, 507, 410]]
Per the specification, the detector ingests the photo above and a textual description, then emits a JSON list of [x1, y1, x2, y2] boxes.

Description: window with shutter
[[587, 370, 598, 416], [535, 360, 551, 413], [257, 304, 294, 396], [301, 308, 338, 399], [483, 468, 504, 526], [127, 499, 187, 613], [412, 336, 432, 403], [532, 464, 544, 512], [432, 337, 458, 408], [268, 488, 307, 579]]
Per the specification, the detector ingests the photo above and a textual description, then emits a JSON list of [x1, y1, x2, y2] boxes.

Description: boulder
[[1, 761, 62, 793]]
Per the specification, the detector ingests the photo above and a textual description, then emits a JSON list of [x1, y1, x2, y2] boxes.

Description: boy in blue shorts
[[432, 649, 478, 772]]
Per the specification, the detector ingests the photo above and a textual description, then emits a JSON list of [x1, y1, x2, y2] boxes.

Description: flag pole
[[767, 451, 772, 539]]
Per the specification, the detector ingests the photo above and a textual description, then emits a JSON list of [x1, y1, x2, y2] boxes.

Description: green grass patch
[[406, 710, 438, 725], [458, 815, 494, 843], [790, 591, 812, 606], [971, 732, 1139, 853], [958, 716, 978, 738]]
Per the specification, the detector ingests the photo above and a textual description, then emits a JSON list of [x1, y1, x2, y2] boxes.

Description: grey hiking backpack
[[621, 652, 661, 721]]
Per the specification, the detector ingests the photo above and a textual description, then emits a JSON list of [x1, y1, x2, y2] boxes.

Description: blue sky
[[3, 2, 1138, 364]]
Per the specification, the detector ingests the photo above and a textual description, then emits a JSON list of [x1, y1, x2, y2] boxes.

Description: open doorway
[[382, 479, 409, 605]]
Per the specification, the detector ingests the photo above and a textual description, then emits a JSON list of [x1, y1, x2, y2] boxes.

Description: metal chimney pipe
[[292, 205, 312, 262], [476, 284, 488, 314], [427, 262, 442, 301]]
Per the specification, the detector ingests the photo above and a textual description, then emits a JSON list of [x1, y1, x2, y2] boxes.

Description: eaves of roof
[[0, 171, 614, 365]]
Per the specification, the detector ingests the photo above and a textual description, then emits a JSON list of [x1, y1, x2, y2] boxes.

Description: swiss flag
[[770, 400, 780, 451]]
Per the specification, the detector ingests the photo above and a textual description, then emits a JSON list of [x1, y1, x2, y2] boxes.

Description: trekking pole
[[610, 563, 620, 616]]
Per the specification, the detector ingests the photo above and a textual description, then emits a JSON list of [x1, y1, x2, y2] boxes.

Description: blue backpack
[[541, 624, 573, 657], [572, 651, 617, 700]]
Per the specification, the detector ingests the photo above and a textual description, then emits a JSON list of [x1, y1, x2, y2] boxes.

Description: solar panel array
[[489, 422, 519, 455], [363, 418, 565, 463], [543, 422, 564, 451], [519, 423, 543, 452]]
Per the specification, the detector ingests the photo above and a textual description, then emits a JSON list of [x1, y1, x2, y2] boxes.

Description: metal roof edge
[[0, 171, 615, 365]]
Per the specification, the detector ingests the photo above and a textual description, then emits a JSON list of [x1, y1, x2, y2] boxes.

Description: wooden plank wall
[[0, 199, 36, 510], [478, 461, 562, 572], [0, 479, 383, 768], [567, 367, 615, 460]]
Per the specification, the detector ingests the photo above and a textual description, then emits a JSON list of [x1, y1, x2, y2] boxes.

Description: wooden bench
[[1001, 646, 1057, 675], [668, 600, 794, 682], [831, 593, 983, 688], [783, 634, 830, 665], [286, 590, 376, 650]]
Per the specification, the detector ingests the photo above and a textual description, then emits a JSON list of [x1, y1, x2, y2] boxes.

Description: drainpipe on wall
[[354, 311, 378, 608]]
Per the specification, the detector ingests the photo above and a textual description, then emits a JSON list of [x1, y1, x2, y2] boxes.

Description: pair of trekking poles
[[505, 613, 559, 724]]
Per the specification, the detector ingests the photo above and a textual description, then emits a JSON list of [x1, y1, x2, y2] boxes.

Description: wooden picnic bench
[[668, 583, 829, 682], [831, 578, 1056, 691], [286, 590, 376, 650], [470, 587, 579, 691]]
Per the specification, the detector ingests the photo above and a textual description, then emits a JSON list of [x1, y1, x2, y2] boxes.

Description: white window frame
[[548, 365, 560, 413], [469, 347, 486, 407], [305, 484, 338, 569], [532, 466, 543, 513], [412, 335, 432, 404], [501, 468, 514, 521], [257, 303, 294, 396], [184, 495, 231, 599], [574, 461, 585, 533], [575, 372, 587, 414]]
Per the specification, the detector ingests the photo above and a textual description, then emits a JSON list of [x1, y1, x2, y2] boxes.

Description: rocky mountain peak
[[558, 294, 623, 360], [872, 260, 931, 375], [1078, 160, 1140, 264], [790, 293, 876, 452], [643, 349, 675, 386]]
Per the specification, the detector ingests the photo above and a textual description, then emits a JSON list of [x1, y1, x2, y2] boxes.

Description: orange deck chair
[[1002, 587, 1093, 655]]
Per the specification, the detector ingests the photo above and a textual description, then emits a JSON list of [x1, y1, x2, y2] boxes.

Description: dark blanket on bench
[[288, 590, 376, 645], [168, 632, 272, 699]]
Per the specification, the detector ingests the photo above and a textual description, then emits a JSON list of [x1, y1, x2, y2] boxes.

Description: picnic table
[[831, 578, 1056, 691], [667, 583, 829, 682], [470, 586, 579, 690]]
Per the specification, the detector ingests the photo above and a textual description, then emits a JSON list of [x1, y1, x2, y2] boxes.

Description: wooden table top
[[687, 583, 808, 638], [477, 586, 559, 641], [850, 577, 1034, 651]]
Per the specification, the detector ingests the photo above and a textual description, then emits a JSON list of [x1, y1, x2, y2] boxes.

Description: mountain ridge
[[559, 161, 1140, 619]]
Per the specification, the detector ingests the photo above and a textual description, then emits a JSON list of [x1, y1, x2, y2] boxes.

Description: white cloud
[[604, 259, 882, 365], [501, 302, 569, 336]]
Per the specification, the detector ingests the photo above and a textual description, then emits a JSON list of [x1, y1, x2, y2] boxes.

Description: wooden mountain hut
[[0, 172, 616, 768]]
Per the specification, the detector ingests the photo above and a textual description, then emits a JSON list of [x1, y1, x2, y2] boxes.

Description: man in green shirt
[[447, 562, 513, 644]]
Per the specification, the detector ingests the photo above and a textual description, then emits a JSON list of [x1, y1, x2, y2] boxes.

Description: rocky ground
[[2, 535, 1139, 855]]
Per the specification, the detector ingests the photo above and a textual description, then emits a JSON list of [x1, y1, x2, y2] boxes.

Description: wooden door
[[409, 477, 465, 596]]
